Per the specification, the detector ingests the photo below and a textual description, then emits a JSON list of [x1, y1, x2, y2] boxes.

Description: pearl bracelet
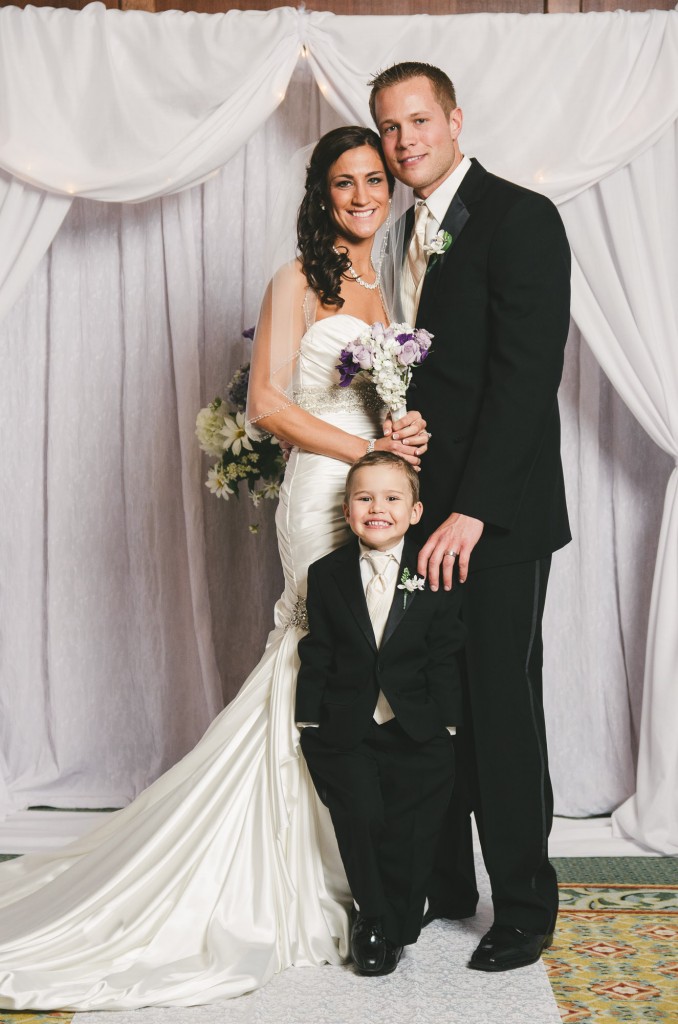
[[366, 439, 376, 455]]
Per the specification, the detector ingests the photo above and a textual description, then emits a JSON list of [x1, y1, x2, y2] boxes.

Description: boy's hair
[[344, 451, 420, 506], [369, 62, 457, 124]]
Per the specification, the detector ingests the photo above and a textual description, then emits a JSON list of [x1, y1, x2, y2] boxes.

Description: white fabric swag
[[0, 5, 677, 852], [559, 123, 678, 854]]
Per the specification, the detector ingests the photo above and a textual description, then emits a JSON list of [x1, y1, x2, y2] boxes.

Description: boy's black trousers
[[300, 718, 455, 946]]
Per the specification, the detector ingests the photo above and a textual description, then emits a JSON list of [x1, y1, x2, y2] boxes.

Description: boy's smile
[[344, 464, 423, 551]]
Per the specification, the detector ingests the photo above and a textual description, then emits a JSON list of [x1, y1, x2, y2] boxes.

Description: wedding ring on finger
[[444, 550, 458, 559]]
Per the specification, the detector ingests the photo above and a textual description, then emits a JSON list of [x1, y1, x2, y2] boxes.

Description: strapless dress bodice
[[293, 315, 382, 419], [274, 315, 385, 628]]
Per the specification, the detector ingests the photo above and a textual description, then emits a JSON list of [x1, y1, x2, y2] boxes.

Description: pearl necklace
[[332, 245, 382, 291]]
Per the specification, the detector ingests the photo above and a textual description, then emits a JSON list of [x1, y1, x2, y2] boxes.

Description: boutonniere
[[424, 230, 453, 273], [397, 567, 425, 608]]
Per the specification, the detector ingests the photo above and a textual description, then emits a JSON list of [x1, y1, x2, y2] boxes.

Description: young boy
[[296, 451, 465, 976]]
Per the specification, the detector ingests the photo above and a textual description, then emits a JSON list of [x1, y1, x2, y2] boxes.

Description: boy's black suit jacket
[[408, 159, 572, 570], [295, 537, 465, 750]]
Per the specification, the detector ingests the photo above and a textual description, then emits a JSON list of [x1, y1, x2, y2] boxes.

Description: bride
[[0, 126, 428, 1010]]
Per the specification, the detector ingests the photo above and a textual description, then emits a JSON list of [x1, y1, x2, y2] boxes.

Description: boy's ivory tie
[[364, 551, 396, 725]]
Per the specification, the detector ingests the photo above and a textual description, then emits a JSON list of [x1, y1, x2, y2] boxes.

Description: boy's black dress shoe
[[350, 914, 385, 974], [375, 939, 403, 976], [468, 924, 554, 972]]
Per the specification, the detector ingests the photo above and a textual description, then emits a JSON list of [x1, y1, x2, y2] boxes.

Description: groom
[[370, 63, 571, 971]]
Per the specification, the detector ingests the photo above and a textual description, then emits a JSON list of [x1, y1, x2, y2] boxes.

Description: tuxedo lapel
[[403, 204, 414, 244], [381, 539, 421, 650], [440, 190, 470, 247], [399, 205, 415, 273], [418, 192, 469, 301], [332, 541, 377, 652], [416, 159, 489, 326]]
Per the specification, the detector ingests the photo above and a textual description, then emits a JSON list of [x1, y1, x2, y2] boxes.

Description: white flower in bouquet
[[249, 478, 282, 507], [260, 479, 282, 500], [198, 353, 285, 519], [220, 411, 254, 457], [196, 401, 228, 457], [206, 465, 234, 499]]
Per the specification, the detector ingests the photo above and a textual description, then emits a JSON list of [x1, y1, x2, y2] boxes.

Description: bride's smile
[[327, 144, 391, 248]]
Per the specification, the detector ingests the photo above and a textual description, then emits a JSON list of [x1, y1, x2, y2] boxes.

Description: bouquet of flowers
[[196, 336, 285, 507], [336, 321, 432, 419]]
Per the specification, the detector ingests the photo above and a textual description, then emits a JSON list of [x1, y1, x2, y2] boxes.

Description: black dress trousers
[[428, 556, 558, 934], [301, 718, 455, 947]]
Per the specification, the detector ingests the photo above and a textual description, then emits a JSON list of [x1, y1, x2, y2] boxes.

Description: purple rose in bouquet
[[397, 339, 420, 366]]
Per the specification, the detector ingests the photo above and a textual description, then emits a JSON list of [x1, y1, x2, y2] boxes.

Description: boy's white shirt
[[358, 537, 404, 593], [297, 537, 456, 733]]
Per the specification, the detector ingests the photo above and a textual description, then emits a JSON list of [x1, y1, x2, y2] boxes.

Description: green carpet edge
[[552, 855, 678, 884]]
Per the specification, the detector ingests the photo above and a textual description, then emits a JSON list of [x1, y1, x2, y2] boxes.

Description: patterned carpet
[[0, 857, 676, 1024], [0, 1018, 72, 1024], [546, 857, 678, 1023]]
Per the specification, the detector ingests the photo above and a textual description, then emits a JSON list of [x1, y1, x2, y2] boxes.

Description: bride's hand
[[382, 410, 429, 456], [373, 434, 425, 469], [278, 438, 293, 462]]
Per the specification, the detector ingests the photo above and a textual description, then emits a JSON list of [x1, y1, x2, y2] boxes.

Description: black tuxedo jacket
[[295, 537, 465, 750], [408, 159, 572, 571]]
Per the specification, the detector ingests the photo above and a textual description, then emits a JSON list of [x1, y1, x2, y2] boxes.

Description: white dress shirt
[[418, 154, 472, 244], [358, 538, 404, 597], [400, 154, 472, 325]]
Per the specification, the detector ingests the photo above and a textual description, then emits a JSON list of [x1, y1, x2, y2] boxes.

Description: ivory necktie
[[401, 201, 429, 326], [364, 551, 396, 725]]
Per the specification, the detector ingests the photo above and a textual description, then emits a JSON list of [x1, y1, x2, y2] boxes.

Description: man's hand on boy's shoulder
[[417, 513, 484, 590]]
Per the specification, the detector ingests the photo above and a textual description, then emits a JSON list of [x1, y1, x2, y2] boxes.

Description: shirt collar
[[417, 154, 472, 229], [359, 537, 405, 564]]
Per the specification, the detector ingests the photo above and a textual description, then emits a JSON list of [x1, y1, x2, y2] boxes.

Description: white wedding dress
[[0, 315, 385, 1011]]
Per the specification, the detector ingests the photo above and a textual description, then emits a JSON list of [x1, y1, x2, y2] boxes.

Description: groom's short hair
[[369, 62, 457, 123]]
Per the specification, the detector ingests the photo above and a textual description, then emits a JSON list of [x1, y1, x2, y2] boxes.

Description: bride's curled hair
[[297, 126, 394, 309]]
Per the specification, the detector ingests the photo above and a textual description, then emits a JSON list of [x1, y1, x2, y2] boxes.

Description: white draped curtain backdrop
[[0, 4, 676, 852]]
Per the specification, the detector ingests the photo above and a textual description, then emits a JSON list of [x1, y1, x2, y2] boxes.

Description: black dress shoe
[[351, 914, 385, 974], [468, 924, 554, 972], [422, 903, 477, 927], [373, 939, 403, 976]]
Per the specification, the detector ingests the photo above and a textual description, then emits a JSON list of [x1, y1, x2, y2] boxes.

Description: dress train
[[0, 314, 378, 1010]]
